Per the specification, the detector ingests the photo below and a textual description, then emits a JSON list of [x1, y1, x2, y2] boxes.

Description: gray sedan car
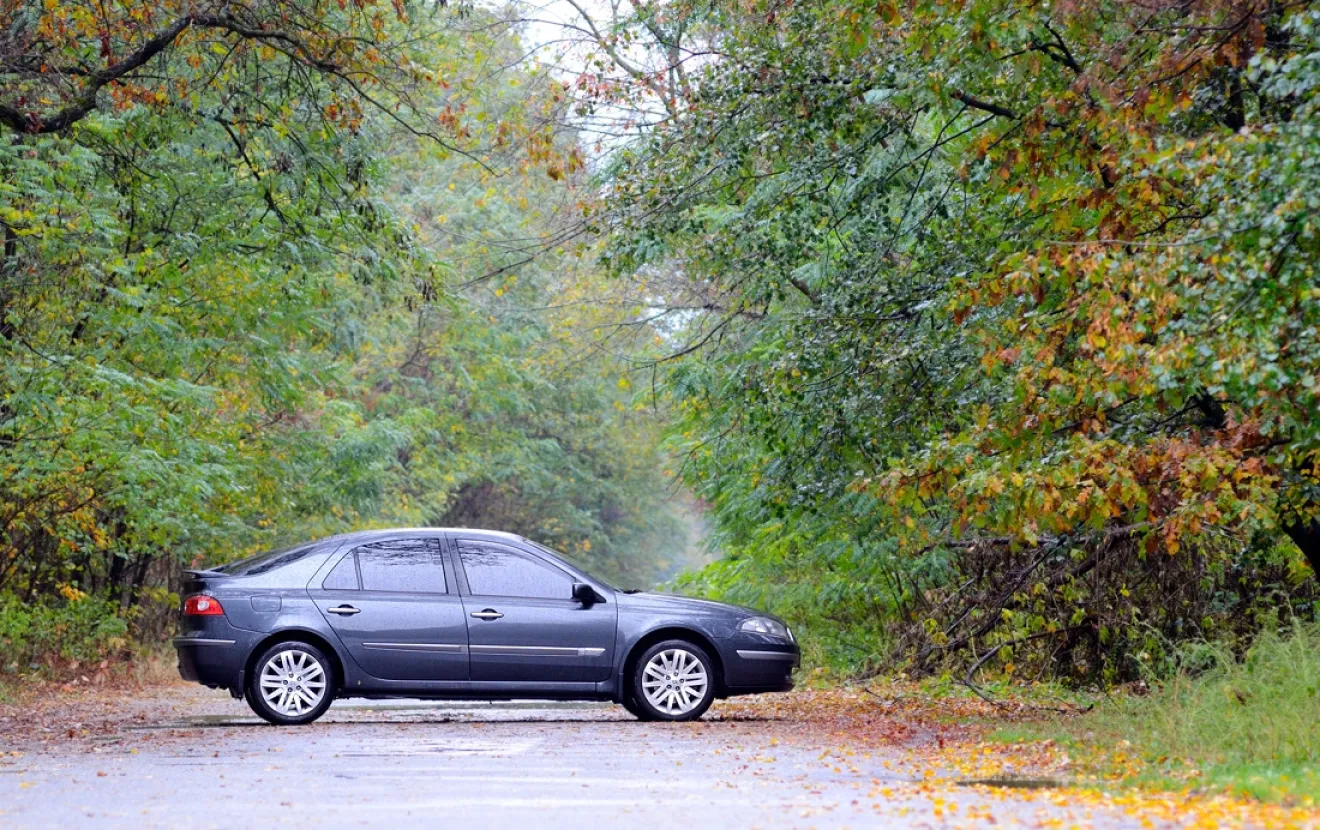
[[174, 528, 800, 724]]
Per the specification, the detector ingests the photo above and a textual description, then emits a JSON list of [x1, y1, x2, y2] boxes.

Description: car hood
[[614, 591, 770, 621]]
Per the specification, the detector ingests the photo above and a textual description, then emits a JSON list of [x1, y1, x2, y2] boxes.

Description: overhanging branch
[[0, 13, 338, 135], [951, 90, 1018, 120]]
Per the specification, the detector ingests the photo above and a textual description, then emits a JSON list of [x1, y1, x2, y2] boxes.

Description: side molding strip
[[736, 649, 798, 661], [469, 645, 606, 657], [363, 642, 466, 654], [171, 637, 236, 647]]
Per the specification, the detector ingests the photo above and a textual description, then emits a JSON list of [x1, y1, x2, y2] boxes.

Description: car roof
[[320, 527, 527, 546]]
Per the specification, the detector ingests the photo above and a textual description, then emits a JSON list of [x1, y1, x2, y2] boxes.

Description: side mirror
[[572, 582, 599, 606]]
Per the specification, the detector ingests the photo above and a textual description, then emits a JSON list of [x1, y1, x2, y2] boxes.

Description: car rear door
[[453, 538, 617, 683], [309, 537, 469, 681]]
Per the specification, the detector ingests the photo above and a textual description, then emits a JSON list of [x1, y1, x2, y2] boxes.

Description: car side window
[[458, 541, 573, 600], [356, 539, 447, 594], [322, 552, 360, 590]]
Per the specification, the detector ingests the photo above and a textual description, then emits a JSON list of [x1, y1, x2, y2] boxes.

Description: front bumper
[[721, 641, 800, 694]]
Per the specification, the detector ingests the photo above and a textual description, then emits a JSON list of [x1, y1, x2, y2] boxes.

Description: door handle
[[327, 604, 361, 616], [470, 609, 503, 621]]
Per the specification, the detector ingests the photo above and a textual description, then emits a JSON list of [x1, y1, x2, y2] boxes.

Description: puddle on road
[[125, 715, 263, 731], [335, 737, 543, 758], [128, 701, 625, 731]]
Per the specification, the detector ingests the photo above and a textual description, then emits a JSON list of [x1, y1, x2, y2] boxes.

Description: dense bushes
[[678, 520, 1318, 681], [0, 593, 135, 676]]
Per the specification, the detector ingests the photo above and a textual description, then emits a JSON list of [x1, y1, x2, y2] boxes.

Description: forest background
[[2, 0, 1318, 698]]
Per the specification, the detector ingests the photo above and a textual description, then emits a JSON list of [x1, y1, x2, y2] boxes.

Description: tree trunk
[[1284, 520, 1320, 578]]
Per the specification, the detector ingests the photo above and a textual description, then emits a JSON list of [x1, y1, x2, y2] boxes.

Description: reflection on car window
[[356, 539, 446, 593], [459, 541, 573, 599], [216, 542, 319, 576], [321, 552, 359, 590], [523, 539, 616, 592]]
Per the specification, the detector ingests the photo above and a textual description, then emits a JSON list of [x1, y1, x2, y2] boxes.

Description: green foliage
[[671, 507, 904, 672], [0, 592, 132, 673], [0, 1, 693, 656], [299, 22, 692, 586], [592, 0, 1320, 677], [0, 42, 432, 601]]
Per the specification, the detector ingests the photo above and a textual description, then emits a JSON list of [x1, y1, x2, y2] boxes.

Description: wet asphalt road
[[1, 693, 1173, 828]]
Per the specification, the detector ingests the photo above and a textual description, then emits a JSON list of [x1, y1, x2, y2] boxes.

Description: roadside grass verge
[[0, 646, 177, 704], [986, 624, 1320, 806], [0, 589, 178, 702]]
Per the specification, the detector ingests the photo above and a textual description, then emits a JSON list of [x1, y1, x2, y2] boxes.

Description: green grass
[[995, 624, 1320, 805]]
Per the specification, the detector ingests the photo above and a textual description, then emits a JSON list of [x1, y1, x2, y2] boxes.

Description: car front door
[[454, 538, 617, 683], [310, 538, 469, 682]]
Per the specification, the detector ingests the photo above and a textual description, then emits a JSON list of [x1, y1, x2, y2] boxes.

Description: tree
[[589, 0, 1320, 677], [0, 0, 448, 607], [0, 0, 692, 659]]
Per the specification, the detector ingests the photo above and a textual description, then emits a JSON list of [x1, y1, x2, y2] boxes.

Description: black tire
[[620, 694, 655, 721], [245, 641, 336, 726], [630, 639, 716, 722]]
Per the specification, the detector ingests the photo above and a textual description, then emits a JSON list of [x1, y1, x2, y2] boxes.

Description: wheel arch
[[245, 628, 346, 696], [620, 626, 726, 701]]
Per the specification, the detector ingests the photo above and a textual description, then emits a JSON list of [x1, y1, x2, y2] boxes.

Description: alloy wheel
[[258, 648, 327, 718], [640, 647, 708, 716]]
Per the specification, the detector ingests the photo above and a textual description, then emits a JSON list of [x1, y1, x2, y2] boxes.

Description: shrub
[[0, 592, 133, 675]]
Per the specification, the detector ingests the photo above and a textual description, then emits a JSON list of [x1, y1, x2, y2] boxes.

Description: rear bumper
[[173, 621, 258, 692]]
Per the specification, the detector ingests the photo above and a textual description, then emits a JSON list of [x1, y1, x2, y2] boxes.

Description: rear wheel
[[630, 639, 715, 722], [246, 641, 334, 725]]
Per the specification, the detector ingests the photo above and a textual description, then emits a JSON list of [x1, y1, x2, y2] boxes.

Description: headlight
[[739, 617, 792, 640]]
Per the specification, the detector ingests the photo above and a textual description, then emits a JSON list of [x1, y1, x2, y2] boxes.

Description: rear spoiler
[[182, 568, 230, 579]]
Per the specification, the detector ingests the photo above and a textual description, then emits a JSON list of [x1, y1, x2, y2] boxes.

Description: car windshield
[[213, 541, 320, 576], [524, 539, 617, 592]]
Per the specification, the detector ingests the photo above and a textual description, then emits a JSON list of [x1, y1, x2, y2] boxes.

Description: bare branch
[[951, 90, 1018, 120]]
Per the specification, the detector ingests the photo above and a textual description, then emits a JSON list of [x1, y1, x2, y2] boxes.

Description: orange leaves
[[888, 416, 1279, 558], [322, 96, 363, 132], [5, 0, 429, 135]]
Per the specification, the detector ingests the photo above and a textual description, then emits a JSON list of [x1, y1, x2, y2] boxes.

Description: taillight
[[184, 595, 224, 616]]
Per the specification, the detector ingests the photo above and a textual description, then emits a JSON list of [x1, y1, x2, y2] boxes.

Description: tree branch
[[1037, 22, 1083, 74], [0, 13, 339, 135], [0, 15, 193, 133], [951, 90, 1018, 120]]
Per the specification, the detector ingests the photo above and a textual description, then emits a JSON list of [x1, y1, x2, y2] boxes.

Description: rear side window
[[458, 541, 573, 599], [357, 539, 447, 594], [321, 553, 359, 590]]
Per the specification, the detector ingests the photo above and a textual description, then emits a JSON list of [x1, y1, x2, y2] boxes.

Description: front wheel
[[246, 641, 334, 725], [620, 694, 655, 721], [631, 640, 715, 722]]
